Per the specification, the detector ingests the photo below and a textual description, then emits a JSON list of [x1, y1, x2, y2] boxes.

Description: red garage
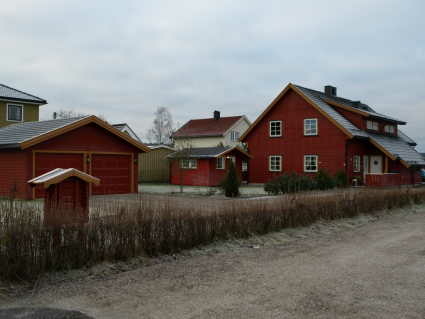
[[0, 115, 149, 199]]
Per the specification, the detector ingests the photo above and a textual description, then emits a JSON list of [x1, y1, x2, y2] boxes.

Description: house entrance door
[[363, 155, 369, 178], [370, 155, 383, 174]]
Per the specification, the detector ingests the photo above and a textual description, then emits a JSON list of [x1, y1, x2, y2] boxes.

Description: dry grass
[[1, 187, 424, 281]]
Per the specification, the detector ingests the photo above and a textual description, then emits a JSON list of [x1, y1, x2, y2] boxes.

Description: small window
[[367, 120, 379, 131], [353, 155, 361, 172], [230, 131, 240, 141], [269, 120, 282, 137], [7, 104, 23, 122], [216, 157, 225, 169], [304, 119, 318, 136], [242, 160, 248, 172], [180, 159, 197, 169], [269, 155, 282, 172], [304, 155, 318, 172], [384, 125, 395, 134]]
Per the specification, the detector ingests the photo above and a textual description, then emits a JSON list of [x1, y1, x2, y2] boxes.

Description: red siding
[[170, 154, 246, 187], [0, 150, 31, 198], [170, 159, 211, 186], [243, 90, 349, 183]]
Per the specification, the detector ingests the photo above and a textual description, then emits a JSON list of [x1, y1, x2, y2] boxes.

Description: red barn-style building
[[241, 83, 425, 186], [0, 115, 149, 199]]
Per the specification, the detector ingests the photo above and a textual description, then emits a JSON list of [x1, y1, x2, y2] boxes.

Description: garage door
[[34, 153, 84, 198], [91, 154, 132, 195]]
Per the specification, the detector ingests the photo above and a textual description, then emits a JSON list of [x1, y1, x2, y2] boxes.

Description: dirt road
[[2, 206, 425, 318]]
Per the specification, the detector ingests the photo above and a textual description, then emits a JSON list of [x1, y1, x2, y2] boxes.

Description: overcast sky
[[1, 0, 424, 150]]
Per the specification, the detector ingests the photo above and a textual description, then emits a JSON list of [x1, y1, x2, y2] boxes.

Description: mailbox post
[[28, 168, 100, 226]]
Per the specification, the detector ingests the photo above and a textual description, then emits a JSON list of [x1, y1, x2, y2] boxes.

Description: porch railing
[[365, 173, 401, 187]]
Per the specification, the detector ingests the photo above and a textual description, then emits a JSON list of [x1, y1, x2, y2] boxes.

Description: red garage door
[[91, 154, 132, 195], [34, 153, 84, 198]]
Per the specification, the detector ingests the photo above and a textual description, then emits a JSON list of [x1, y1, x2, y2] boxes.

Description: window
[[242, 160, 248, 172], [304, 119, 318, 136], [304, 155, 318, 172], [230, 131, 240, 141], [269, 155, 282, 172], [180, 159, 197, 169], [216, 157, 225, 169], [269, 120, 282, 137], [384, 125, 395, 134], [367, 120, 379, 131], [7, 104, 23, 122], [353, 155, 361, 172]]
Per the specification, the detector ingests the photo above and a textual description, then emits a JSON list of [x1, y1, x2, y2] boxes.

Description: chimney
[[214, 110, 220, 120], [324, 85, 337, 97]]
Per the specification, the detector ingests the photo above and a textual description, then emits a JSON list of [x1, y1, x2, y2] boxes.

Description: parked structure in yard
[[0, 84, 47, 128], [139, 144, 174, 183], [169, 111, 251, 187], [241, 83, 425, 186], [0, 115, 149, 199], [28, 168, 100, 225], [112, 123, 141, 141]]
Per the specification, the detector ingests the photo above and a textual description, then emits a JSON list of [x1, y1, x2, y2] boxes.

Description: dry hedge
[[0, 187, 424, 280]]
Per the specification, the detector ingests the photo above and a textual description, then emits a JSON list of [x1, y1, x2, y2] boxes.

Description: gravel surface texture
[[1, 205, 424, 319]]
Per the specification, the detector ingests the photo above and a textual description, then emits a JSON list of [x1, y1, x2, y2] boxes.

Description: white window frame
[[353, 155, 361, 172], [304, 155, 318, 172], [230, 130, 240, 142], [6, 103, 24, 122], [180, 159, 197, 169], [269, 120, 282, 137], [242, 160, 248, 172], [216, 157, 225, 169], [367, 120, 379, 131], [384, 125, 395, 134], [269, 155, 282, 172], [304, 118, 318, 136]]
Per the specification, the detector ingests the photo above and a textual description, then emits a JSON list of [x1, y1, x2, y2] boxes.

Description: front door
[[370, 155, 383, 174], [363, 155, 369, 178]]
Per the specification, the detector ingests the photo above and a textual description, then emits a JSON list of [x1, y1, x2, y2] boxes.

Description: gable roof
[[241, 83, 424, 167], [0, 115, 150, 152], [0, 84, 47, 104], [168, 145, 251, 159], [28, 168, 100, 188], [112, 123, 141, 141], [173, 116, 243, 138]]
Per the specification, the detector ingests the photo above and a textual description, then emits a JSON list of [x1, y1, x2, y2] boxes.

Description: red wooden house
[[0, 115, 149, 199], [241, 83, 425, 186], [169, 112, 251, 186]]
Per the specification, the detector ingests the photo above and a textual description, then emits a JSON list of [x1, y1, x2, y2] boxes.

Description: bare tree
[[145, 107, 174, 144]]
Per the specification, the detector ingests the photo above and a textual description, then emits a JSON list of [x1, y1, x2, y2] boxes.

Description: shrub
[[313, 170, 336, 190], [334, 171, 348, 188], [220, 160, 241, 197]]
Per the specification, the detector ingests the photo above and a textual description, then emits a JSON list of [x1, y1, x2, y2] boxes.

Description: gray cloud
[[0, 0, 424, 150]]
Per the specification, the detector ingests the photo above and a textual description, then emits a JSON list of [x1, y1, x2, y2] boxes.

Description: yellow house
[[0, 84, 47, 127]]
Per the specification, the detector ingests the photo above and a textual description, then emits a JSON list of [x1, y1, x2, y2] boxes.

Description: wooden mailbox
[[28, 168, 100, 226]]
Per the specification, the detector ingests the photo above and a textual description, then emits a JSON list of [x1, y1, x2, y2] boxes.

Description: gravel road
[[1, 205, 425, 319]]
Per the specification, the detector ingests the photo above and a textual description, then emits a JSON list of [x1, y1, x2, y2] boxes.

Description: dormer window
[[269, 121, 282, 137], [7, 104, 23, 122], [230, 130, 240, 141], [384, 125, 395, 134], [366, 120, 379, 131]]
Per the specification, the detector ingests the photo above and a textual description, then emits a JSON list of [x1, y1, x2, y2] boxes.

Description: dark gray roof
[[0, 116, 87, 149], [168, 146, 231, 158], [398, 130, 417, 146], [112, 123, 126, 130], [365, 132, 425, 166], [294, 85, 405, 124], [294, 85, 424, 166], [0, 84, 47, 104]]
